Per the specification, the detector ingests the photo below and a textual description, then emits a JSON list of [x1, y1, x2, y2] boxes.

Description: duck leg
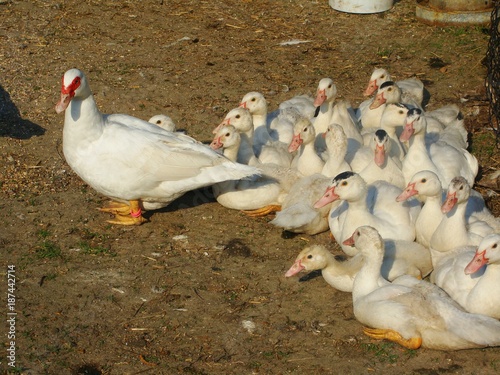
[[99, 201, 131, 215], [104, 200, 148, 226], [241, 205, 281, 217], [363, 327, 422, 349]]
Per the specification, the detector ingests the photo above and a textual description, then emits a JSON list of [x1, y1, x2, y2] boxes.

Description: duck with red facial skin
[[55, 68, 259, 225]]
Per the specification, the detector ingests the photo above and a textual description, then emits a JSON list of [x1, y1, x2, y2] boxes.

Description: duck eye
[[303, 127, 308, 132], [421, 178, 427, 183], [236, 115, 240, 119], [251, 98, 256, 102], [156, 120, 161, 125], [380, 75, 385, 79], [399, 110, 404, 114], [459, 186, 464, 190], [328, 84, 332, 88], [307, 254, 313, 259], [225, 132, 230, 137], [341, 181, 348, 186], [493, 244, 498, 249], [388, 87, 393, 91]]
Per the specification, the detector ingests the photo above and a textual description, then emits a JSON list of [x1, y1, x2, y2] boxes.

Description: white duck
[[346, 225, 500, 350], [314, 172, 419, 255], [148, 114, 177, 132], [346, 104, 407, 174], [358, 83, 408, 130], [270, 174, 333, 235], [288, 116, 325, 176], [331, 100, 364, 154], [320, 123, 352, 178], [273, 124, 350, 234], [430, 234, 500, 320], [362, 103, 408, 162], [430, 176, 500, 266], [210, 124, 299, 215], [400, 108, 478, 189], [368, 84, 467, 148], [358, 129, 405, 189], [426, 106, 468, 150], [218, 107, 294, 168], [462, 234, 500, 319], [363, 68, 424, 106], [278, 93, 316, 119], [213, 107, 260, 166], [239, 91, 315, 153], [239, 91, 278, 155], [396, 170, 444, 248], [398, 171, 500, 250], [369, 81, 422, 111], [55, 68, 260, 225], [311, 77, 337, 151], [285, 240, 432, 293]]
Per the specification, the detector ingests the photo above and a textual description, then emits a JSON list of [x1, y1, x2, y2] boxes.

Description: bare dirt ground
[[1, 0, 500, 374]]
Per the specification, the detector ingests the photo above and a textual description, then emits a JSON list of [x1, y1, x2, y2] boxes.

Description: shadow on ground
[[0, 83, 45, 139]]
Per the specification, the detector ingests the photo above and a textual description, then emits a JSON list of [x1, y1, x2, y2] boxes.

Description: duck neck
[[431, 202, 469, 254], [323, 253, 364, 293], [223, 143, 240, 162], [299, 141, 317, 159], [418, 195, 442, 223], [62, 94, 105, 159], [477, 263, 500, 284], [237, 136, 258, 165], [352, 251, 383, 303], [409, 129, 426, 149], [241, 128, 255, 143], [252, 113, 268, 130], [316, 100, 334, 120], [344, 187, 368, 212]]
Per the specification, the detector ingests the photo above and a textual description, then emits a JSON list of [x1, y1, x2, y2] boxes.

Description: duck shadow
[[151, 185, 217, 216], [0, 83, 45, 139]]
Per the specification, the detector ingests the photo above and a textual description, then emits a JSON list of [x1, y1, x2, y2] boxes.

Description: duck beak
[[313, 186, 338, 208], [55, 92, 72, 114], [314, 89, 327, 107], [364, 80, 378, 96], [288, 134, 303, 153], [210, 136, 223, 150], [399, 120, 415, 142], [369, 92, 385, 109], [285, 259, 304, 277], [464, 249, 488, 275], [374, 144, 385, 167], [441, 191, 458, 214], [396, 182, 417, 202], [342, 232, 356, 247], [239, 102, 247, 109]]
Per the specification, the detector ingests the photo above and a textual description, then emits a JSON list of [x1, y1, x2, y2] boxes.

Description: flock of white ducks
[[56, 67, 500, 350]]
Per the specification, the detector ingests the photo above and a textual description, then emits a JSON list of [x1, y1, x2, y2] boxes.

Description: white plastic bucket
[[329, 0, 394, 14]]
